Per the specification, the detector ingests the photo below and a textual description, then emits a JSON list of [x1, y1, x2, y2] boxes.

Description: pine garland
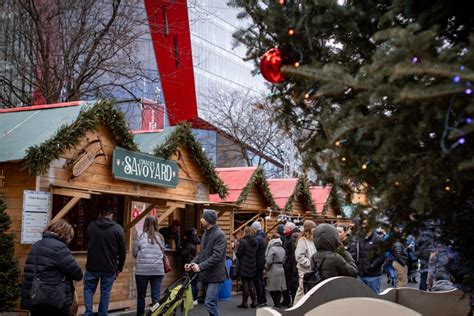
[[0, 198, 20, 311], [24, 100, 138, 175], [236, 167, 280, 211], [153, 123, 228, 199], [285, 176, 317, 214]]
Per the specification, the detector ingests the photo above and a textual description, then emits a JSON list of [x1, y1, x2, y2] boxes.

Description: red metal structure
[[144, 0, 198, 125]]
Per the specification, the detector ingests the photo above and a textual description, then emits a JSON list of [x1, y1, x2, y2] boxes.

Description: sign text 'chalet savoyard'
[[112, 147, 178, 188]]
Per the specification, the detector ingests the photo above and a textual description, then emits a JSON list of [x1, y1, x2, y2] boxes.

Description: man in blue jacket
[[185, 209, 227, 316], [84, 206, 126, 316]]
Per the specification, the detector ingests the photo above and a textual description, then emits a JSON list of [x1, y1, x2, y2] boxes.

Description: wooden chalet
[[0, 100, 227, 314], [266, 176, 316, 234], [209, 167, 279, 249]]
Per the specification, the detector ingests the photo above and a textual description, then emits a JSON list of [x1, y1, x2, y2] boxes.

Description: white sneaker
[[193, 300, 198, 305]]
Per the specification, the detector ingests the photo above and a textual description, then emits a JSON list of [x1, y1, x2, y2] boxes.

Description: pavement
[[112, 274, 421, 316]]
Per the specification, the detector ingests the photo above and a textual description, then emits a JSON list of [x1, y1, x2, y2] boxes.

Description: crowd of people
[[20, 206, 464, 316]]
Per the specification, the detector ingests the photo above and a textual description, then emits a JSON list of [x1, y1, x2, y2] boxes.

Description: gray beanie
[[203, 209, 217, 224], [251, 221, 262, 231]]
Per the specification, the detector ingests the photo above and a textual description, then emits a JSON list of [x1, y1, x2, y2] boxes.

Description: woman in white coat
[[293, 220, 316, 304]]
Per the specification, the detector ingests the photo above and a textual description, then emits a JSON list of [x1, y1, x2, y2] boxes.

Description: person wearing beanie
[[293, 220, 317, 304], [251, 221, 268, 306], [185, 210, 226, 316], [281, 221, 299, 307]]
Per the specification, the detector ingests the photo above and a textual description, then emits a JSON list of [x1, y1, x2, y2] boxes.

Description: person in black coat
[[349, 219, 386, 293], [251, 221, 268, 306], [236, 226, 258, 308], [21, 220, 83, 316], [282, 222, 299, 307]]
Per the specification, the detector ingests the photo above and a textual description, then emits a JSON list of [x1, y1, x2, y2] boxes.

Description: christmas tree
[[0, 198, 20, 310], [231, 0, 474, 291]]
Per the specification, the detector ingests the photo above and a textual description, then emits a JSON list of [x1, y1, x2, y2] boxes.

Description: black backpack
[[303, 255, 328, 294]]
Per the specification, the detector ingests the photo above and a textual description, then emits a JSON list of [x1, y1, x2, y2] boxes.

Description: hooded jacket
[[86, 217, 126, 273], [310, 224, 358, 279], [237, 235, 258, 278], [21, 232, 83, 310]]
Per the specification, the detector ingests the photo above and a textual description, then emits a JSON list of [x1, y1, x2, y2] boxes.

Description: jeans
[[83, 271, 116, 316], [203, 282, 223, 316], [135, 275, 163, 316], [360, 276, 382, 294]]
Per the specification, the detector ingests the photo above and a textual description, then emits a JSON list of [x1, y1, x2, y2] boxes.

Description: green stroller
[[148, 272, 198, 316]]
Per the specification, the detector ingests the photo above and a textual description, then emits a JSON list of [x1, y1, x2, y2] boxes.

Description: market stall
[[0, 100, 227, 314], [209, 167, 279, 253], [266, 176, 316, 234]]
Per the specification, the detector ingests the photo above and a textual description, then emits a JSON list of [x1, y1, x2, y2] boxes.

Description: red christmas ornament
[[260, 48, 286, 84]]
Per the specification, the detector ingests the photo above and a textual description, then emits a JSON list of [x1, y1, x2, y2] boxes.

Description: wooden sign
[[70, 137, 107, 178], [112, 147, 178, 188], [21, 190, 51, 244]]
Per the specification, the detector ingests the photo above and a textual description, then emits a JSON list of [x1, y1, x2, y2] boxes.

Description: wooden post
[[232, 213, 262, 235], [50, 196, 81, 224], [125, 202, 157, 231], [265, 222, 280, 235]]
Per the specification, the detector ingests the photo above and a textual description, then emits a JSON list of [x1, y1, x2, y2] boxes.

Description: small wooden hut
[[0, 100, 227, 314]]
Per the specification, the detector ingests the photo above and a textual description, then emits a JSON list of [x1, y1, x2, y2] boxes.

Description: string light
[[467, 117, 472, 124], [411, 57, 418, 64], [294, 62, 300, 67], [465, 88, 472, 95], [341, 157, 346, 162], [445, 186, 451, 191], [460, 65, 465, 71], [304, 92, 310, 99], [395, 181, 400, 186], [335, 141, 341, 146], [278, 0, 285, 4], [446, 178, 451, 182], [361, 163, 367, 170], [453, 75, 461, 83], [288, 29, 295, 36], [458, 137, 466, 144]]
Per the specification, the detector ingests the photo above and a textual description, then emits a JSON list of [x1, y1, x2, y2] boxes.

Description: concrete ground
[[111, 274, 420, 316]]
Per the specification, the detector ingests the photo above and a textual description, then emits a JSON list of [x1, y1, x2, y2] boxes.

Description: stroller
[[148, 272, 198, 316]]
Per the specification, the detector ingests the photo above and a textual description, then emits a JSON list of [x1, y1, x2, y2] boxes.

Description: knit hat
[[202, 209, 217, 225], [251, 221, 262, 231], [277, 224, 285, 234]]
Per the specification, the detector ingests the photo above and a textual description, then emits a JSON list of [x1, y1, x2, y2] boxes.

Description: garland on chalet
[[236, 167, 280, 211], [24, 100, 138, 176], [153, 124, 228, 199], [285, 175, 317, 214], [0, 198, 20, 311]]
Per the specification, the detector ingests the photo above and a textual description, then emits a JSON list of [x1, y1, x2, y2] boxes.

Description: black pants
[[240, 278, 256, 306], [269, 291, 282, 308], [253, 269, 267, 304]]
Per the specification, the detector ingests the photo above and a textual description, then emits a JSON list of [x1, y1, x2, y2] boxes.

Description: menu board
[[21, 190, 51, 244]]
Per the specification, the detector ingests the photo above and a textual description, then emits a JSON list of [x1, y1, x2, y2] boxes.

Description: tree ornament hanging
[[260, 48, 286, 84]]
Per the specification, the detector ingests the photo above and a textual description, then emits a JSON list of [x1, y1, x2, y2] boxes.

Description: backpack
[[303, 255, 328, 294]]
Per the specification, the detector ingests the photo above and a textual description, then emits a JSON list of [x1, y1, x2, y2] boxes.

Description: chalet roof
[[0, 101, 227, 198], [208, 167, 278, 209], [268, 177, 316, 214], [309, 186, 332, 214], [267, 178, 298, 209], [209, 167, 256, 203], [0, 101, 88, 163]]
